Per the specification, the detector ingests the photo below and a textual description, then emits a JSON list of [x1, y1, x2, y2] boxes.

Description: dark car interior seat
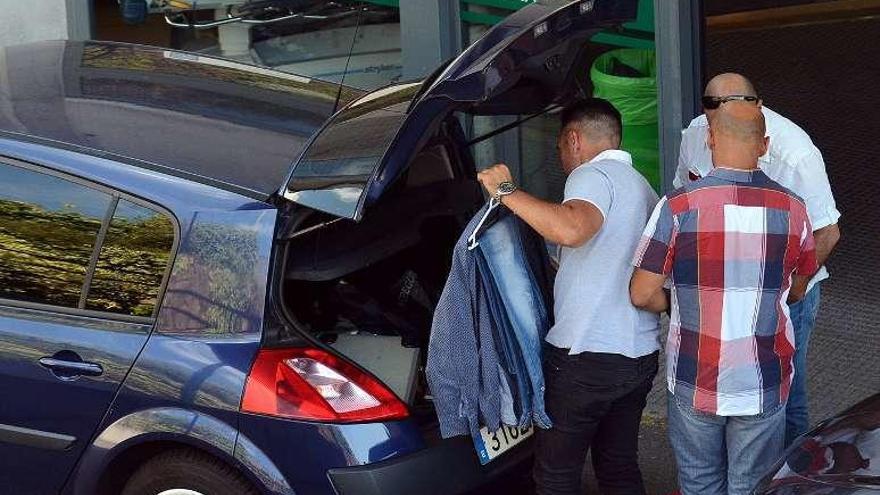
[[284, 142, 483, 346]]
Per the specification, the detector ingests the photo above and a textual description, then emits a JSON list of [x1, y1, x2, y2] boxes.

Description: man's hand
[[788, 274, 810, 303], [477, 164, 514, 198], [476, 163, 602, 248]]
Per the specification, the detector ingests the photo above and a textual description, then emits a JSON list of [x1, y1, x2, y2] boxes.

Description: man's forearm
[[629, 269, 669, 313], [502, 190, 599, 248], [639, 288, 669, 313], [813, 223, 840, 267]]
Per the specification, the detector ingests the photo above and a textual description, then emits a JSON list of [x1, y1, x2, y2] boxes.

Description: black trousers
[[533, 346, 659, 495]]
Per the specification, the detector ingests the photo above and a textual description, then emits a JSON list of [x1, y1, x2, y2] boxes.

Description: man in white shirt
[[676, 73, 841, 446], [478, 98, 660, 495]]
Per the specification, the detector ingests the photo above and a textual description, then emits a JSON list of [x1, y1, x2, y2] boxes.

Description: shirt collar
[[587, 149, 633, 165], [708, 166, 767, 183]]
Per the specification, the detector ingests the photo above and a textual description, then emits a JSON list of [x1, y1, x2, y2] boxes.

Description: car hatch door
[[279, 0, 638, 221]]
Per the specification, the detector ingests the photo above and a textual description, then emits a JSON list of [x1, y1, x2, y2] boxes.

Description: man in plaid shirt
[[629, 103, 818, 495]]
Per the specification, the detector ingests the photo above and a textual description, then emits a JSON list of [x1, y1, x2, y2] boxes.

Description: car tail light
[[241, 348, 409, 423]]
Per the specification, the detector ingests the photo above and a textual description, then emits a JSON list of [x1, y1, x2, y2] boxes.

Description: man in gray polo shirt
[[478, 98, 660, 495]]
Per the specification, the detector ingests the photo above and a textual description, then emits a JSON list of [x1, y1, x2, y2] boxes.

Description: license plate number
[[474, 423, 533, 465]]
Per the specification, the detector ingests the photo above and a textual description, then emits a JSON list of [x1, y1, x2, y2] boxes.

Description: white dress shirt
[[675, 106, 841, 289]]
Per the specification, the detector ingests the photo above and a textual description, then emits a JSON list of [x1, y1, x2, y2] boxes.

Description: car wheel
[[121, 449, 259, 495]]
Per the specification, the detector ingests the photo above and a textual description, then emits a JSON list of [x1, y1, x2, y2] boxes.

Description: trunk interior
[[277, 126, 484, 438]]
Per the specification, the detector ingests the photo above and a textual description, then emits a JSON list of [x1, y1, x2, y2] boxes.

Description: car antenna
[[333, 3, 364, 114]]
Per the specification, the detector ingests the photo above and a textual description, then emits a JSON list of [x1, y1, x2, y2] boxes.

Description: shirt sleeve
[[796, 211, 819, 277], [674, 128, 693, 189], [563, 167, 613, 220], [633, 196, 676, 275], [787, 147, 841, 230], [675, 120, 711, 188]]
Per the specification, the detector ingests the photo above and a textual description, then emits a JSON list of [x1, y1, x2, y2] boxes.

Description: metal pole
[[654, 0, 704, 193], [399, 0, 463, 79], [65, 0, 93, 41]]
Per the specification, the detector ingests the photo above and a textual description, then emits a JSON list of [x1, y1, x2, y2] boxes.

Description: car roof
[[0, 40, 365, 199]]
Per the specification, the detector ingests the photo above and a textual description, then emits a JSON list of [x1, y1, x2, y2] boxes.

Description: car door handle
[[38, 357, 104, 377]]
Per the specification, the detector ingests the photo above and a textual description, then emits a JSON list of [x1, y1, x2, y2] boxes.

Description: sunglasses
[[701, 95, 760, 110]]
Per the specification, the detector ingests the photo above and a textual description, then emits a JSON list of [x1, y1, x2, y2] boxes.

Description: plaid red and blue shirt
[[633, 167, 818, 416]]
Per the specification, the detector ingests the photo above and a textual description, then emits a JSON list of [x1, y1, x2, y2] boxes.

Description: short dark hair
[[560, 98, 623, 147]]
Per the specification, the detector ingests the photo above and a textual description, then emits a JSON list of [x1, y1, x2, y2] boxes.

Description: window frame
[[0, 156, 181, 325]]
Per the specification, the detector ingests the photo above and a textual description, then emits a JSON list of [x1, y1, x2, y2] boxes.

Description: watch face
[[498, 182, 516, 195]]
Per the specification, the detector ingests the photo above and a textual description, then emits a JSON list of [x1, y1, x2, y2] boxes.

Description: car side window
[[84, 199, 174, 317], [0, 162, 111, 308]]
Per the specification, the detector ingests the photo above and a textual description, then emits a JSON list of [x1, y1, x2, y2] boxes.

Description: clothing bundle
[[426, 203, 554, 439]]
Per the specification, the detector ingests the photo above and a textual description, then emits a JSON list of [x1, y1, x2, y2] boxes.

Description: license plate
[[473, 423, 533, 465]]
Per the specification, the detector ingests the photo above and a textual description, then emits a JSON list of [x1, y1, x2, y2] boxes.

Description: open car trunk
[[278, 132, 483, 436], [269, 0, 638, 437]]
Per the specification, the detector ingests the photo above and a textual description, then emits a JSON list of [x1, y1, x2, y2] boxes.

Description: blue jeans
[[479, 213, 553, 428], [476, 249, 530, 426], [786, 284, 822, 446], [667, 392, 785, 495]]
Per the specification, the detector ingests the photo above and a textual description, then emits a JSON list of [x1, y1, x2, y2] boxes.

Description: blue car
[[0, 2, 636, 494]]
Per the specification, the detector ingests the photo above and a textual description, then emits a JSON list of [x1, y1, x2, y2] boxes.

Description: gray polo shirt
[[545, 149, 661, 358]]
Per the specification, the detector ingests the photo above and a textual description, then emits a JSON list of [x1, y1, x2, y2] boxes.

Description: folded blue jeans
[[478, 213, 552, 429], [476, 249, 530, 426]]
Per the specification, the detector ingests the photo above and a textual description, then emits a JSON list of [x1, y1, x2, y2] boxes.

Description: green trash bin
[[590, 49, 660, 191]]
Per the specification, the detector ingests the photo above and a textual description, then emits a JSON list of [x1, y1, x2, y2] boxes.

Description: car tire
[[121, 448, 259, 495]]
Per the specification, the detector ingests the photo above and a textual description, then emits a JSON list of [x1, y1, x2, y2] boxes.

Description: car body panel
[[759, 394, 880, 494], [0, 78, 448, 495], [0, 310, 152, 494], [69, 406, 264, 495], [0, 138, 272, 214], [236, 414, 425, 495], [0, 137, 279, 493], [327, 436, 534, 495], [281, 0, 638, 220], [762, 485, 879, 494], [232, 427, 299, 495], [67, 200, 277, 492], [0, 40, 362, 199]]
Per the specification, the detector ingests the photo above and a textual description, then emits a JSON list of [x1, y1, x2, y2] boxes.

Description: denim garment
[[667, 391, 785, 495], [476, 250, 528, 425], [478, 211, 553, 428], [516, 215, 556, 330], [786, 284, 822, 446], [426, 205, 503, 439]]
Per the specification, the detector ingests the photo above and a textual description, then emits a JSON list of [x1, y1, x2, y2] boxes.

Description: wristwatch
[[494, 181, 518, 202]]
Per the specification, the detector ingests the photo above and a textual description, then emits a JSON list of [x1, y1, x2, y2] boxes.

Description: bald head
[[707, 102, 769, 170], [712, 102, 766, 145], [705, 73, 757, 98]]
